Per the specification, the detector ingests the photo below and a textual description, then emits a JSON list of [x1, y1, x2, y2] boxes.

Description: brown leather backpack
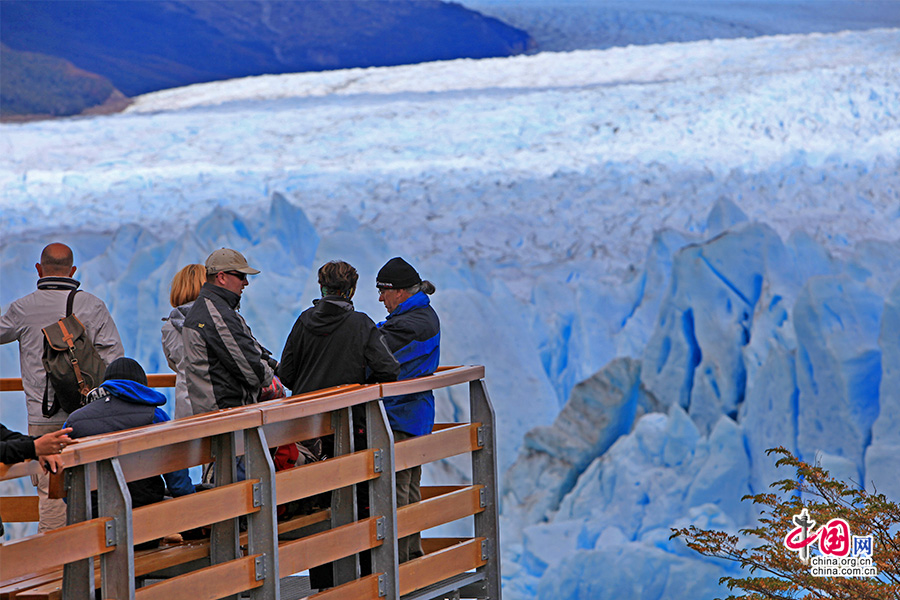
[[41, 290, 107, 417]]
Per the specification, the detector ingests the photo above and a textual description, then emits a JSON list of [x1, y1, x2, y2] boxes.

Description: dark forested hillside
[[0, 0, 533, 118], [0, 44, 128, 119]]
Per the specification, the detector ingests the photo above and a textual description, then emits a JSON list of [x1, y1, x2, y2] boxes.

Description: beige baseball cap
[[205, 248, 261, 275]]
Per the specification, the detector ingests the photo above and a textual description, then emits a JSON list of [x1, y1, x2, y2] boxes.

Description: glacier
[[2, 14, 900, 600]]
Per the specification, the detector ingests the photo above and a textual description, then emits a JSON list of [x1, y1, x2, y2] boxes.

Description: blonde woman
[[161, 264, 206, 419]]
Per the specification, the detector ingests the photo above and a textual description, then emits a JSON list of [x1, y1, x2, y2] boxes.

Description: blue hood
[[103, 379, 167, 406], [380, 290, 431, 325]]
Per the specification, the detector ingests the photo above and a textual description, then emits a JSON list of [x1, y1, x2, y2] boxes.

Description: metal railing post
[[97, 457, 135, 599], [367, 400, 398, 600], [244, 427, 279, 600], [211, 431, 241, 600], [62, 464, 93, 600], [331, 407, 360, 585], [470, 379, 502, 600]]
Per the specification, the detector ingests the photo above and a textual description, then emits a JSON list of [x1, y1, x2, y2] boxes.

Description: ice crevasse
[[500, 198, 900, 599]]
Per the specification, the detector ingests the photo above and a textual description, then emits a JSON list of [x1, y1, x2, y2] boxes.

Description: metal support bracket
[[481, 539, 489, 561], [254, 554, 267, 581], [376, 516, 386, 540], [105, 520, 117, 547], [373, 449, 383, 473], [477, 426, 485, 448], [378, 573, 387, 597], [479, 487, 487, 509], [252, 482, 262, 508]]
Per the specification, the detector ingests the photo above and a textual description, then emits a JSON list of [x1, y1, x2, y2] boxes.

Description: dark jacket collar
[[37, 276, 80, 291], [200, 281, 241, 309]]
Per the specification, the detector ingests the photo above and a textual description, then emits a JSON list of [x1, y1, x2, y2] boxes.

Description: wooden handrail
[[3, 366, 482, 481], [0, 374, 174, 392], [381, 365, 485, 397]]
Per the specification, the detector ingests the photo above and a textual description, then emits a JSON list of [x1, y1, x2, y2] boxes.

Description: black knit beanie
[[376, 257, 421, 290], [103, 357, 148, 386]]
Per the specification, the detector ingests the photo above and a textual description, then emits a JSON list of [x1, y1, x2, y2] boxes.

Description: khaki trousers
[[393, 431, 423, 562], [28, 423, 68, 532]]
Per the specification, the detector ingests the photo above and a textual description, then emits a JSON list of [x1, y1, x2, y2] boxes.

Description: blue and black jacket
[[66, 380, 194, 506], [378, 291, 440, 436]]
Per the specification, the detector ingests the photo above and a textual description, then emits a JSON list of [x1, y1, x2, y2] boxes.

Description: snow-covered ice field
[[2, 2, 900, 597]]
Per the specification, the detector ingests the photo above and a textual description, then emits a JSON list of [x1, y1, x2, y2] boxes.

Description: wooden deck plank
[[0, 519, 113, 581], [133, 480, 259, 545], [398, 537, 487, 596], [278, 517, 382, 577], [0, 496, 39, 522], [394, 424, 481, 471], [310, 573, 384, 600], [135, 554, 262, 600], [397, 486, 484, 538], [275, 449, 377, 505]]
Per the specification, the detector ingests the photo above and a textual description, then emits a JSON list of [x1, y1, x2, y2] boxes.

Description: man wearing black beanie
[[375, 256, 440, 563]]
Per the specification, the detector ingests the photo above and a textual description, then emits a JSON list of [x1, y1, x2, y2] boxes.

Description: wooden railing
[[0, 366, 501, 600]]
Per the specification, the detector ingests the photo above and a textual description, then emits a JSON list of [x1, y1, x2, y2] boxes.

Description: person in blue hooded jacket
[[375, 257, 440, 562], [66, 357, 195, 511]]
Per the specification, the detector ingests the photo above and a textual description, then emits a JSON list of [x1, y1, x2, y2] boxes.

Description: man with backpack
[[0, 242, 124, 531]]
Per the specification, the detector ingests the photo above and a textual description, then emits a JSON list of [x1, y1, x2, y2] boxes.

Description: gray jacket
[[161, 301, 194, 420], [183, 283, 275, 415], [1, 277, 124, 427]]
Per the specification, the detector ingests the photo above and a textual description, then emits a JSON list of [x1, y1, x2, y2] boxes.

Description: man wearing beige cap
[[182, 248, 278, 415]]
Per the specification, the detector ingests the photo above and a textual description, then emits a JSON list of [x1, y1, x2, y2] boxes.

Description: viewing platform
[[0, 366, 501, 600]]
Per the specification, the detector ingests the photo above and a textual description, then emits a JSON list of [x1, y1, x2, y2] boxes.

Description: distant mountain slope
[[0, 44, 128, 120], [0, 0, 532, 109], [463, 0, 900, 52]]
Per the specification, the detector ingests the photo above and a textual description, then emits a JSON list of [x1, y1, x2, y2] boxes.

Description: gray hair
[[404, 280, 436, 295]]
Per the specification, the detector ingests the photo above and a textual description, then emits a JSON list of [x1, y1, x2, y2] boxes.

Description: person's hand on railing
[[33, 427, 73, 473], [40, 453, 65, 474]]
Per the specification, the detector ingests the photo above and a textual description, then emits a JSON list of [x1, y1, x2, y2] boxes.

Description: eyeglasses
[[225, 271, 248, 281]]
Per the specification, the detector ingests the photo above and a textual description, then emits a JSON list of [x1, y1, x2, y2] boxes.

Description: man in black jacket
[[277, 260, 398, 590], [183, 248, 278, 415], [278, 260, 399, 394]]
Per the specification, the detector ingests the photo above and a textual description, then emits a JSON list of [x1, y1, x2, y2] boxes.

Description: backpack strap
[[58, 318, 90, 397], [42, 378, 60, 418], [66, 289, 80, 317]]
